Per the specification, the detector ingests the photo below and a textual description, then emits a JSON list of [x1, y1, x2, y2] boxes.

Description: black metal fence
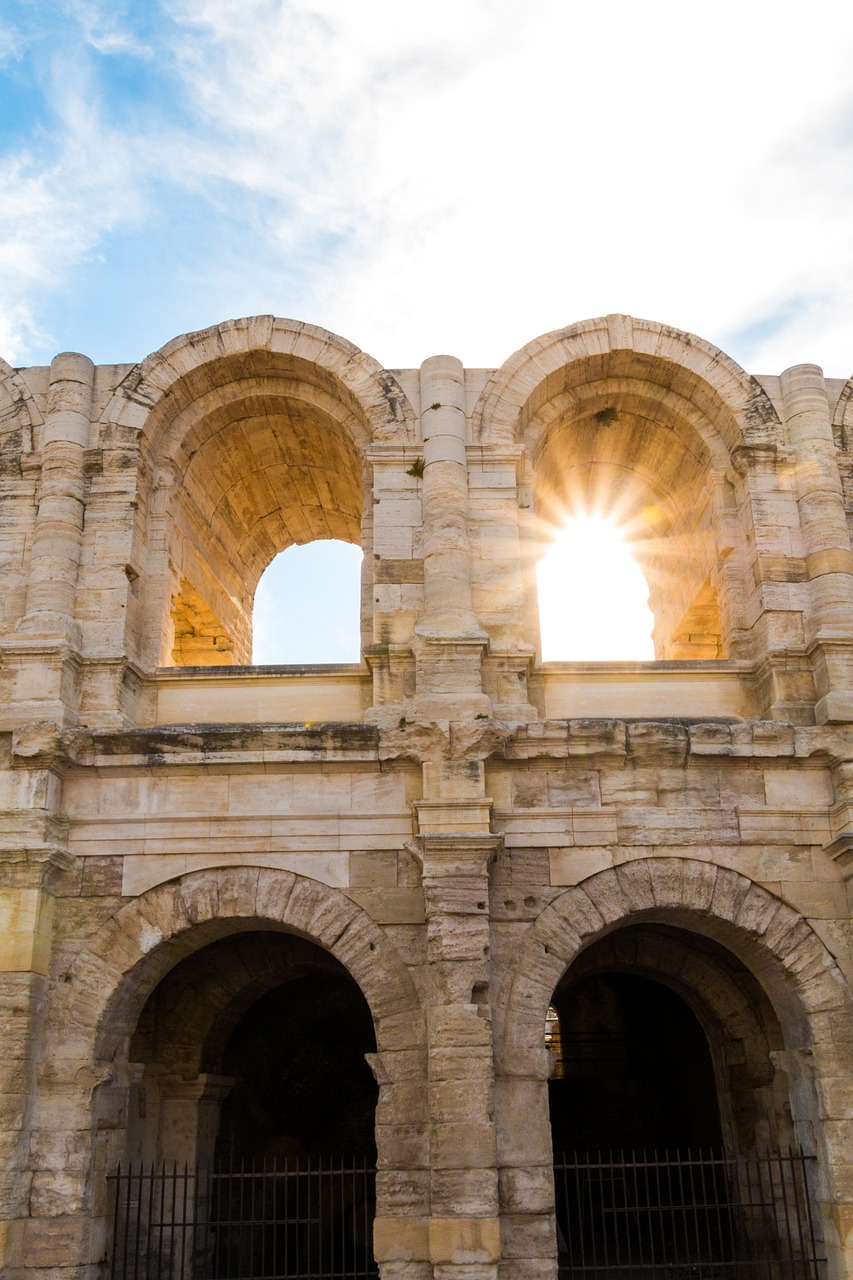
[[553, 1148, 825, 1280], [107, 1156, 378, 1280]]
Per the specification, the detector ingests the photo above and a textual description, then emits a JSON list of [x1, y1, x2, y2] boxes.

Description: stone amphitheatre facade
[[3, 313, 853, 1280]]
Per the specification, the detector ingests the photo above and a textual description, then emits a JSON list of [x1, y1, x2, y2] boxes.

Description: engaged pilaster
[[0, 844, 72, 1277], [414, 817, 502, 1280], [10, 353, 94, 726], [413, 356, 490, 719], [781, 365, 853, 721]]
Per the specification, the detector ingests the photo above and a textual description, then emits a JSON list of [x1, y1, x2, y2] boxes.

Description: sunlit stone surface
[[3, 316, 853, 1280]]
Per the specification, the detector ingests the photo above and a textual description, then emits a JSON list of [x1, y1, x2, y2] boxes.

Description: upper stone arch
[[102, 316, 416, 453], [472, 315, 782, 455], [59, 866, 423, 1067], [474, 318, 782, 661], [104, 319, 417, 667]]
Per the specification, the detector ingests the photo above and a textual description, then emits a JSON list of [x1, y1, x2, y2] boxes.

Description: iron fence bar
[[145, 1162, 156, 1280], [695, 1148, 710, 1276], [261, 1156, 267, 1280], [777, 1149, 799, 1280], [251, 1156, 257, 1280], [747, 1150, 770, 1280], [113, 1162, 125, 1280], [790, 1149, 811, 1280], [284, 1155, 290, 1279], [634, 1149, 648, 1274], [552, 1149, 825, 1280], [362, 1153, 368, 1280], [175, 1167, 185, 1274], [801, 1151, 823, 1280], [690, 1148, 708, 1278], [649, 1148, 663, 1278]]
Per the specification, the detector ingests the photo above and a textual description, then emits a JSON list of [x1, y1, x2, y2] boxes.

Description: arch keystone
[[606, 313, 634, 351], [650, 858, 685, 908]]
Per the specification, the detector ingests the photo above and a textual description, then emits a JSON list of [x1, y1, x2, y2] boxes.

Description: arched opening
[[138, 349, 371, 669], [120, 930, 379, 1278], [546, 924, 820, 1279], [531, 387, 728, 663], [252, 541, 364, 665]]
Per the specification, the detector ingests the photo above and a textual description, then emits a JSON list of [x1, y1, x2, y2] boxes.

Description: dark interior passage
[[217, 961, 378, 1162], [125, 932, 380, 1279], [549, 971, 722, 1155], [129, 930, 379, 1164]]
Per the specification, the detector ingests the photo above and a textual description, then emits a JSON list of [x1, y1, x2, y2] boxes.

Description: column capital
[[411, 830, 503, 877], [0, 844, 73, 890]]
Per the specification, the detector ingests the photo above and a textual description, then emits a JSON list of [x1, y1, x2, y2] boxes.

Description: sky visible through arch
[[3, 0, 853, 660]]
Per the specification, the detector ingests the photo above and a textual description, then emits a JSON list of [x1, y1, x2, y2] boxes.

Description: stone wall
[[2, 315, 853, 1280]]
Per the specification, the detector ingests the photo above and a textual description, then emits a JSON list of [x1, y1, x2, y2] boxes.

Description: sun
[[536, 513, 655, 661]]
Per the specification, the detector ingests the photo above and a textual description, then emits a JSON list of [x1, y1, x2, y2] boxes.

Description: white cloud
[[0, 44, 144, 361], [151, 0, 853, 372], [3, 0, 853, 373], [64, 1, 153, 56]]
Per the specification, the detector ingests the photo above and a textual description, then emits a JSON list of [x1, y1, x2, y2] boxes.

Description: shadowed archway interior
[[215, 959, 378, 1161], [143, 350, 369, 667], [127, 930, 378, 1168], [549, 970, 722, 1155], [547, 923, 795, 1159]]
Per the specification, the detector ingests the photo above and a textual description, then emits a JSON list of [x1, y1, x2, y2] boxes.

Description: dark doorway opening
[[548, 970, 722, 1156], [547, 940, 824, 1280], [114, 930, 380, 1280], [217, 957, 378, 1162]]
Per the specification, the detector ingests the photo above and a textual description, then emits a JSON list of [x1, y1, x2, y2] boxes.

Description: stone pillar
[[414, 822, 502, 1280], [363, 444, 425, 717], [0, 847, 71, 1278], [413, 357, 490, 719], [154, 1074, 234, 1167], [467, 445, 537, 720], [21, 353, 93, 639], [729, 445, 815, 720], [10, 353, 94, 726], [781, 365, 853, 722]]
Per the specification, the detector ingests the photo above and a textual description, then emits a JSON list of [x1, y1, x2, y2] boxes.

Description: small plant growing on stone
[[406, 457, 425, 478]]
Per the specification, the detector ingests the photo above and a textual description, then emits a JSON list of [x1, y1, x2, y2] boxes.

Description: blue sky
[[4, 0, 853, 375], [3, 0, 853, 659]]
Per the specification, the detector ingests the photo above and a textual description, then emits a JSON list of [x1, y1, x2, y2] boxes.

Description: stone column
[[781, 365, 853, 721], [414, 821, 502, 1280], [156, 1074, 234, 1167], [413, 357, 490, 719], [21, 353, 93, 638], [729, 445, 814, 720], [467, 445, 537, 720], [11, 353, 94, 726], [363, 443, 426, 717]]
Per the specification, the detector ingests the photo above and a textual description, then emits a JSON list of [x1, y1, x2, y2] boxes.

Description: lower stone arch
[[494, 859, 853, 1280], [33, 867, 427, 1279]]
